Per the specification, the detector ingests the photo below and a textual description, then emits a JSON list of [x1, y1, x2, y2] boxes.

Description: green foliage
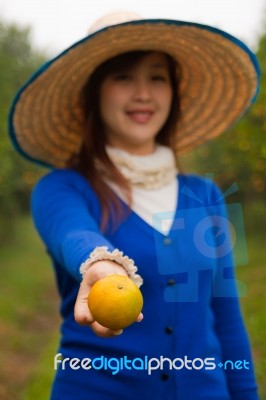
[[0, 216, 59, 400], [182, 30, 266, 209], [0, 19, 47, 240], [1, 17, 266, 242]]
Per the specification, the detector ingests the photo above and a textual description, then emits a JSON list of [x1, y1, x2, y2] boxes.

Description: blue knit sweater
[[31, 169, 259, 400]]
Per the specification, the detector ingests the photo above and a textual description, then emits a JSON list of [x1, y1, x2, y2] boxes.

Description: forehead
[[98, 50, 172, 80], [139, 52, 169, 67], [115, 51, 170, 72]]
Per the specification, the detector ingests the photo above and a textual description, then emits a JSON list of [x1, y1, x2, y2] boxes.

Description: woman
[[9, 12, 260, 400]]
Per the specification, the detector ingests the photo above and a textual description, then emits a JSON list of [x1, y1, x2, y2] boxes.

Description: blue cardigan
[[31, 169, 259, 400]]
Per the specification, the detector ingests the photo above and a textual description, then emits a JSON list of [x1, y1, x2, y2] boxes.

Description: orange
[[87, 275, 143, 330]]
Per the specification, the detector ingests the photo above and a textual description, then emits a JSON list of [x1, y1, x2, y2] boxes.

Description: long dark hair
[[69, 50, 182, 232]]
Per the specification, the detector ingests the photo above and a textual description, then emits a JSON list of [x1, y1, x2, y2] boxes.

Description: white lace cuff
[[79, 246, 143, 287]]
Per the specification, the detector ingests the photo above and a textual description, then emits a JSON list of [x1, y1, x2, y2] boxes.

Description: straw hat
[[9, 12, 260, 168]]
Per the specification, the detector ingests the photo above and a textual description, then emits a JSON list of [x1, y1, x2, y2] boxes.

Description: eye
[[113, 73, 132, 81], [151, 75, 168, 82]]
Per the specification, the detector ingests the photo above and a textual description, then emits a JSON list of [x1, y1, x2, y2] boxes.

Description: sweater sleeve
[[31, 169, 116, 282], [210, 182, 259, 399]]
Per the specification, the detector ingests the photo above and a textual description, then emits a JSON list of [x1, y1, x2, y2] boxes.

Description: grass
[[236, 230, 266, 399], [0, 214, 265, 399], [20, 331, 59, 400], [0, 215, 60, 400]]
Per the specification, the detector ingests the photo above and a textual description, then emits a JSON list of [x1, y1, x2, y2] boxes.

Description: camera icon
[[152, 181, 247, 302]]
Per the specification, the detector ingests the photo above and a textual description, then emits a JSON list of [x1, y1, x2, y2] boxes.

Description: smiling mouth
[[126, 111, 153, 123]]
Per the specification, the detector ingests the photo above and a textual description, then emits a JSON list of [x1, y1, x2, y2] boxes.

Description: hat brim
[[9, 19, 260, 167]]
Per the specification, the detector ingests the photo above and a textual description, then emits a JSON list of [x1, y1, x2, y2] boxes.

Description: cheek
[[100, 90, 115, 124], [100, 87, 124, 117], [160, 87, 173, 114]]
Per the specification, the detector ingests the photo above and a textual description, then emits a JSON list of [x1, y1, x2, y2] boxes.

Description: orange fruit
[[87, 274, 143, 330]]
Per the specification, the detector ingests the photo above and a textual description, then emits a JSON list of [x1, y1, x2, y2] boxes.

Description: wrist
[[80, 246, 143, 287], [88, 260, 127, 277], [82, 260, 127, 287]]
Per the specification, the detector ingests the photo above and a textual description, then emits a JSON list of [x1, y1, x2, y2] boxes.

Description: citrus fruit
[[87, 274, 143, 330]]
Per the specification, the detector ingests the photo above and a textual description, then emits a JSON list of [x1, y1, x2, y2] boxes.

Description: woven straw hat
[[9, 12, 260, 168]]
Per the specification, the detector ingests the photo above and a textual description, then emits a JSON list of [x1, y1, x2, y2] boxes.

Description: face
[[100, 52, 173, 155]]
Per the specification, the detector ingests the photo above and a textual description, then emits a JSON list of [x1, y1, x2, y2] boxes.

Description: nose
[[132, 79, 151, 102]]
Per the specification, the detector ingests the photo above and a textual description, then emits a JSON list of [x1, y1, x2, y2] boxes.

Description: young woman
[[9, 12, 260, 400]]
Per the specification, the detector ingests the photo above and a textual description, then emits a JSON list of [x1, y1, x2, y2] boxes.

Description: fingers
[[74, 279, 123, 337], [74, 260, 143, 338], [90, 321, 123, 338], [74, 261, 124, 326], [74, 277, 94, 326], [136, 312, 144, 322]]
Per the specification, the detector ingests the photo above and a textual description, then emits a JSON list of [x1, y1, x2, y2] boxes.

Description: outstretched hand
[[74, 260, 143, 338]]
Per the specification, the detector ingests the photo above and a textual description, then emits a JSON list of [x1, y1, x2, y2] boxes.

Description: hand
[[74, 260, 143, 337]]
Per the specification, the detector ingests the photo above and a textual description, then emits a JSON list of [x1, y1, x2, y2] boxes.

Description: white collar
[[105, 145, 177, 189]]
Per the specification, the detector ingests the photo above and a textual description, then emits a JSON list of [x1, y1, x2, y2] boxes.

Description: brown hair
[[69, 51, 182, 232]]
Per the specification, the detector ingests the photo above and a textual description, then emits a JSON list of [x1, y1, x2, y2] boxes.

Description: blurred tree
[[0, 19, 47, 241], [182, 26, 266, 208], [1, 17, 265, 241]]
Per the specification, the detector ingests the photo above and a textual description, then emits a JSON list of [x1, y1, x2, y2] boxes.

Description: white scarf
[[106, 145, 177, 190], [105, 145, 178, 235]]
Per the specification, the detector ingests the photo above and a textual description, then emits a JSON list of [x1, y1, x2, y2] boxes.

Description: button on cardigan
[[31, 169, 259, 400]]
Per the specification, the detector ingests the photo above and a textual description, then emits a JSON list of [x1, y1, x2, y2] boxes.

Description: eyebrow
[[150, 64, 167, 69], [149, 63, 168, 69]]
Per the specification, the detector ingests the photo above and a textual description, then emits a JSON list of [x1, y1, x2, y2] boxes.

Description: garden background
[[0, 16, 265, 399]]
